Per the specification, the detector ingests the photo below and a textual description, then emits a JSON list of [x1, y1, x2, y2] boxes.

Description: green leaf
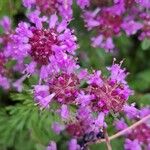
[[5, 60, 16, 69], [28, 75, 39, 85], [141, 39, 150, 50], [0, 89, 60, 149], [139, 94, 150, 106], [130, 69, 150, 92]]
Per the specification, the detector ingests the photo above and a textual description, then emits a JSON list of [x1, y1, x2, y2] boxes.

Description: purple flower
[[122, 20, 143, 36], [23, 0, 73, 20], [0, 74, 10, 90], [75, 91, 95, 106], [46, 141, 57, 150], [136, 0, 150, 8], [34, 85, 55, 108], [107, 60, 128, 84], [77, 0, 90, 9], [49, 72, 79, 104], [115, 118, 128, 131], [7, 13, 77, 81], [139, 13, 150, 40], [0, 16, 11, 33], [60, 104, 70, 119], [122, 107, 150, 149], [82, 0, 150, 51], [13, 74, 28, 92], [83, 8, 122, 51], [51, 122, 65, 134], [66, 106, 100, 137], [23, 0, 35, 8], [124, 139, 141, 150], [139, 107, 150, 118], [86, 61, 132, 113], [104, 38, 115, 52], [87, 70, 103, 86], [27, 10, 47, 29], [0, 52, 10, 90], [68, 139, 80, 150], [57, 0, 73, 20], [95, 112, 105, 127], [78, 69, 88, 80], [123, 104, 139, 119]]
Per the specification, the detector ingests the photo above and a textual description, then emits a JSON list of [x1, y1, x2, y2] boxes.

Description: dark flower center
[[141, 14, 150, 38], [29, 29, 59, 65], [129, 123, 150, 144], [1, 33, 11, 47], [36, 0, 57, 14], [125, 0, 135, 8], [66, 123, 85, 137], [91, 0, 113, 7], [98, 11, 122, 37], [87, 79, 126, 112], [49, 73, 79, 104]]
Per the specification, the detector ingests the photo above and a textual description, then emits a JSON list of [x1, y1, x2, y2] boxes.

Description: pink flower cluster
[[82, 0, 150, 52], [0, 0, 149, 150], [22, 0, 150, 52], [0, 17, 13, 89], [33, 57, 133, 149], [115, 106, 150, 150], [22, 0, 90, 21]]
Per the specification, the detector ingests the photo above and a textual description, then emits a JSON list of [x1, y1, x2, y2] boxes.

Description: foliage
[[0, 85, 60, 150]]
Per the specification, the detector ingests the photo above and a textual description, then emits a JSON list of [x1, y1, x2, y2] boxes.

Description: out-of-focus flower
[[115, 107, 150, 150], [122, 20, 143, 36], [77, 0, 90, 9], [83, 0, 150, 51], [23, 0, 73, 20], [124, 139, 141, 150], [123, 104, 139, 119], [0, 16, 11, 33], [83, 8, 122, 52], [51, 122, 65, 134], [115, 118, 128, 131], [139, 13, 150, 40], [0, 17, 13, 90], [34, 85, 55, 108], [68, 139, 80, 150], [46, 141, 57, 150]]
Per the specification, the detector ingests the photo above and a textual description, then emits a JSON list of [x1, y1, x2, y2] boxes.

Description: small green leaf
[[5, 60, 16, 69], [141, 39, 150, 50]]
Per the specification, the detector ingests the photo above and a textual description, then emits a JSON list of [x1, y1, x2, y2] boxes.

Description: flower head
[[7, 13, 77, 81], [86, 61, 133, 113], [49, 73, 80, 104], [23, 0, 73, 20], [83, 0, 148, 51], [83, 7, 122, 51], [139, 13, 150, 40], [119, 107, 150, 149]]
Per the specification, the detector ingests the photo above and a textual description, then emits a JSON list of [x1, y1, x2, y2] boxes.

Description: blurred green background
[[0, 0, 150, 150]]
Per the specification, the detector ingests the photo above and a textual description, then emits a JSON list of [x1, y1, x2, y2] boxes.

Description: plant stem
[[104, 128, 112, 150], [97, 114, 150, 143]]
